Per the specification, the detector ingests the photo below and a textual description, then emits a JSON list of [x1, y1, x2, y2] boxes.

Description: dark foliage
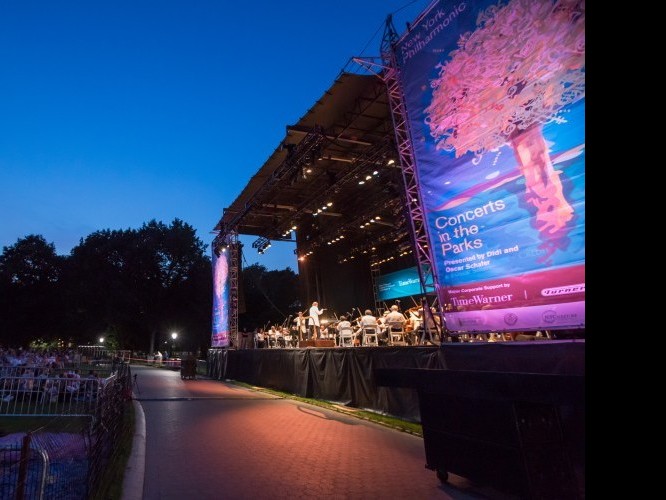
[[0, 221, 212, 353], [238, 263, 300, 331]]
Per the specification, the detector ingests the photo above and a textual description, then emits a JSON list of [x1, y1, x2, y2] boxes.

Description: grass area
[[90, 401, 136, 500], [232, 382, 423, 437], [0, 415, 91, 435]]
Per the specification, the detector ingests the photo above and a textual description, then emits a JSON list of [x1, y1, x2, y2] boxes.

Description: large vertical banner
[[395, 0, 585, 331], [211, 249, 230, 347]]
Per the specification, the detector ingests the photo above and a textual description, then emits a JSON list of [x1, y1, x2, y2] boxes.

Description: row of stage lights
[[358, 170, 380, 185], [298, 250, 314, 262], [281, 225, 298, 238], [217, 241, 235, 254], [339, 247, 413, 265], [300, 213, 388, 258], [295, 157, 396, 261], [326, 235, 345, 245], [300, 238, 413, 265], [312, 201, 333, 216], [359, 215, 382, 229], [370, 249, 413, 267], [304, 156, 394, 184]]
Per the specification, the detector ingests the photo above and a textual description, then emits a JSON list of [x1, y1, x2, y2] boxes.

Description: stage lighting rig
[[252, 236, 271, 254]]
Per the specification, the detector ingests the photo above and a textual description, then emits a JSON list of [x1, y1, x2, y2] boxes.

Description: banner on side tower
[[211, 249, 230, 347], [394, 0, 585, 332]]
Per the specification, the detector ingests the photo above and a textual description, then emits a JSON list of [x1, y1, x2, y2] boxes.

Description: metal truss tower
[[380, 16, 440, 311], [228, 231, 240, 348], [370, 266, 382, 314]]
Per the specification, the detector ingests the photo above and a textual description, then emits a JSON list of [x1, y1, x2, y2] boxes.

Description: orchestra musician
[[355, 309, 378, 346], [293, 311, 309, 341], [255, 328, 266, 349], [420, 307, 442, 345], [405, 306, 421, 333], [282, 326, 296, 347], [376, 310, 391, 344], [385, 305, 408, 345], [267, 325, 279, 348], [336, 315, 354, 345]]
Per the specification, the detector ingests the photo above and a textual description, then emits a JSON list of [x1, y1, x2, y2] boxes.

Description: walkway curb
[[121, 397, 146, 500]]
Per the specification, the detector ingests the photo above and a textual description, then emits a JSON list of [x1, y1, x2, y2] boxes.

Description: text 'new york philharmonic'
[[400, 2, 467, 64]]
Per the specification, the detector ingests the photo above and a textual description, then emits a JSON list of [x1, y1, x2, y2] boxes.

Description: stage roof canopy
[[215, 72, 413, 266]]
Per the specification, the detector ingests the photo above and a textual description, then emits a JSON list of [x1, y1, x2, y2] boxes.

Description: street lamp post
[[98, 337, 106, 360], [171, 332, 178, 355]]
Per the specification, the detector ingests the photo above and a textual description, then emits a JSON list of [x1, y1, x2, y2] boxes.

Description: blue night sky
[[0, 0, 428, 270]]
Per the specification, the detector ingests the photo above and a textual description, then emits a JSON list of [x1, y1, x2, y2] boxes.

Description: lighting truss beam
[[216, 128, 326, 243], [287, 125, 373, 146], [288, 138, 397, 232]]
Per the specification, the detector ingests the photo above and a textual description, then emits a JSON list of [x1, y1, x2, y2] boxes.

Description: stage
[[207, 340, 585, 422]]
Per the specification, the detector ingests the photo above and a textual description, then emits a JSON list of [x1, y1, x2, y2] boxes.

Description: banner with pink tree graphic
[[395, 0, 585, 332], [211, 248, 230, 347]]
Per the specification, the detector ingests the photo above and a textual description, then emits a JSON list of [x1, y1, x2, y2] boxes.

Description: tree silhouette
[[0, 220, 212, 351], [0, 235, 66, 345], [0, 224, 301, 352], [67, 220, 211, 352], [425, 0, 585, 243], [239, 264, 299, 331]]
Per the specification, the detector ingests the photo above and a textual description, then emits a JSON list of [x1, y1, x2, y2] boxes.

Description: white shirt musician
[[336, 316, 354, 345], [385, 305, 406, 326], [355, 310, 378, 345], [293, 312, 309, 340], [308, 301, 325, 339], [359, 310, 378, 330], [336, 317, 352, 331]]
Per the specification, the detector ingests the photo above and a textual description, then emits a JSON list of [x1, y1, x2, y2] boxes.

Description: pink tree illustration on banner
[[213, 253, 229, 344], [425, 0, 585, 249]]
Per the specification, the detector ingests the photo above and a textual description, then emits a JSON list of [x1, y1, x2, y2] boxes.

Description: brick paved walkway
[[134, 365, 512, 499]]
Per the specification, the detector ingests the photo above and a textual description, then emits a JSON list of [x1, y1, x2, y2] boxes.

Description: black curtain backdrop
[[207, 341, 584, 422], [208, 346, 441, 421]]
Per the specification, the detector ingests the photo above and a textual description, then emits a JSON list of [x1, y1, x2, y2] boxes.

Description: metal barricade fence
[[0, 435, 50, 500], [0, 366, 115, 380], [0, 363, 133, 499], [0, 375, 104, 417]]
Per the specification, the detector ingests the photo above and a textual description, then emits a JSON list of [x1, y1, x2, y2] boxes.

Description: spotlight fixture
[[252, 236, 271, 254]]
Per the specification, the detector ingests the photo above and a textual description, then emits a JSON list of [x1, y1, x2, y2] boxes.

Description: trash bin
[[180, 356, 197, 380], [375, 368, 584, 499]]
